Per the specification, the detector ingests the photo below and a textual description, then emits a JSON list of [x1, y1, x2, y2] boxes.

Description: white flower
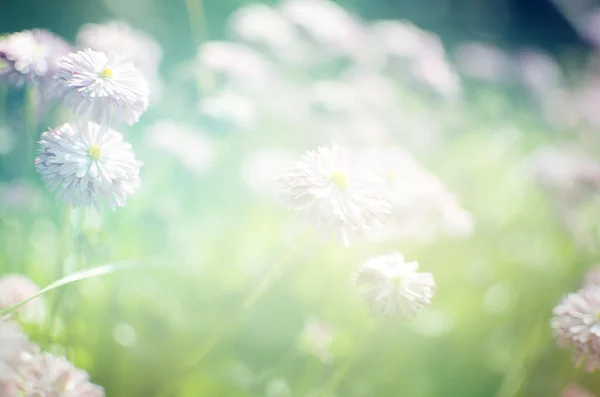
[[278, 144, 391, 245], [54, 49, 149, 125], [0, 275, 45, 322], [198, 90, 257, 132], [552, 287, 600, 372], [35, 122, 141, 211], [364, 147, 473, 242], [14, 352, 104, 397], [76, 21, 162, 101], [299, 318, 334, 363], [354, 253, 436, 319], [241, 148, 295, 201], [76, 21, 162, 78], [0, 320, 29, 381], [0, 29, 71, 86], [146, 120, 215, 175]]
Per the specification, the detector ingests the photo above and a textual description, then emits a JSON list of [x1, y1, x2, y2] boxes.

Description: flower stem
[[184, 0, 215, 93], [156, 229, 313, 397]]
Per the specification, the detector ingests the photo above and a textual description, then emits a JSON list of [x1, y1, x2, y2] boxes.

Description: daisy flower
[[35, 122, 141, 211], [0, 29, 71, 86], [0, 319, 29, 381], [13, 352, 104, 397], [354, 253, 436, 319], [0, 275, 45, 322], [54, 49, 149, 125], [277, 144, 391, 245], [552, 287, 600, 372]]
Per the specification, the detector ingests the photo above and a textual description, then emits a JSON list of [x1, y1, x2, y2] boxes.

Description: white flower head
[[299, 318, 334, 363], [0, 275, 45, 322], [552, 287, 600, 372], [278, 144, 392, 245], [0, 29, 71, 86], [14, 352, 104, 397], [354, 253, 436, 319], [76, 21, 162, 77], [35, 122, 141, 211], [0, 319, 29, 381], [54, 49, 149, 125]]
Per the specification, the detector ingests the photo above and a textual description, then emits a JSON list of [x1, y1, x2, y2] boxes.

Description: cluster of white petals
[[0, 275, 45, 322], [12, 353, 104, 397], [552, 287, 600, 372], [35, 122, 141, 210], [0, 320, 29, 381], [278, 144, 392, 245], [354, 253, 436, 319], [54, 49, 149, 125]]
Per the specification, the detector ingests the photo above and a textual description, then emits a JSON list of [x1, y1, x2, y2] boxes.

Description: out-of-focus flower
[[552, 287, 600, 372], [35, 122, 141, 211], [197, 41, 277, 91], [454, 42, 514, 83], [13, 352, 104, 396], [229, 4, 305, 62], [365, 147, 473, 242], [0, 275, 45, 322], [354, 253, 436, 319], [0, 181, 44, 211], [369, 20, 425, 62], [54, 49, 149, 125], [198, 90, 257, 132], [277, 144, 392, 246], [517, 49, 563, 97], [146, 120, 215, 174], [585, 266, 600, 287], [278, 0, 369, 62], [0, 320, 29, 381], [528, 146, 600, 191], [299, 318, 334, 363], [0, 29, 71, 86], [562, 384, 596, 397], [241, 148, 295, 200]]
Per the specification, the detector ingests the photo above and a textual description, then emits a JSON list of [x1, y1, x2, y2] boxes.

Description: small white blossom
[[552, 287, 600, 372], [35, 122, 141, 211], [0, 275, 45, 322], [278, 144, 391, 245], [0, 319, 29, 381], [0, 29, 71, 86], [14, 352, 104, 397], [54, 49, 149, 125], [354, 253, 436, 319]]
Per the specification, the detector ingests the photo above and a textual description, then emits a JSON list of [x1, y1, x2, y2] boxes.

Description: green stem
[[184, 0, 214, 92], [156, 230, 313, 397]]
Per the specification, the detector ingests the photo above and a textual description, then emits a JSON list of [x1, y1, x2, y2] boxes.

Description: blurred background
[[2, 0, 600, 396]]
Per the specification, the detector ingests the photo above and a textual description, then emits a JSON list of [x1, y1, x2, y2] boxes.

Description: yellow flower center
[[88, 145, 101, 160], [100, 67, 113, 79], [330, 172, 348, 190]]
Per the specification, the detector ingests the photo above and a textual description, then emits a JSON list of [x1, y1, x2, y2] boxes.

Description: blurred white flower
[[369, 20, 425, 61], [35, 122, 141, 211], [229, 4, 305, 62], [76, 20, 162, 79], [0, 320, 29, 381], [0, 275, 45, 322], [528, 146, 600, 191], [197, 41, 277, 91], [552, 287, 600, 372], [146, 120, 215, 174], [365, 147, 473, 242], [354, 253, 436, 319], [241, 148, 295, 200], [562, 383, 595, 397], [54, 49, 149, 125], [14, 352, 104, 396], [278, 144, 391, 246], [299, 318, 334, 363], [0, 29, 71, 86], [198, 90, 257, 132], [279, 0, 369, 62], [454, 42, 514, 83]]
